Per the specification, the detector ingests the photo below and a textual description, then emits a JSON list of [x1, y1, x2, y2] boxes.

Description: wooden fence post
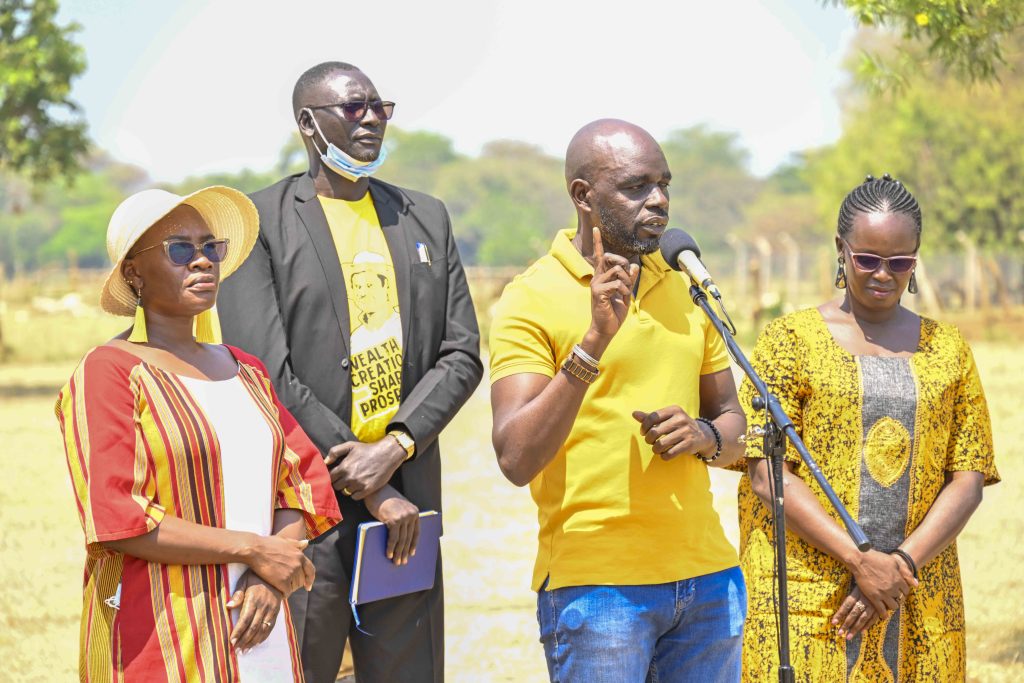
[[725, 234, 748, 304], [912, 259, 942, 314], [821, 246, 836, 300], [778, 233, 800, 309], [983, 257, 1012, 316], [753, 237, 773, 297], [955, 231, 978, 312]]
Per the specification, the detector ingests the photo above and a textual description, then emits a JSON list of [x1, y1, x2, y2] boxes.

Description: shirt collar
[[549, 228, 675, 282], [550, 229, 592, 281]]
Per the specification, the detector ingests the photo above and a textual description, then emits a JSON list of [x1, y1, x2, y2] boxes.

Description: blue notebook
[[349, 510, 442, 609]]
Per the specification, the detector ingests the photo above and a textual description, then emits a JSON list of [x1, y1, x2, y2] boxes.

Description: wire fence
[[2, 242, 1022, 362]]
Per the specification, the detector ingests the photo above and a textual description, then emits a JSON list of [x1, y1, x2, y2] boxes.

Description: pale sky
[[58, 0, 857, 183]]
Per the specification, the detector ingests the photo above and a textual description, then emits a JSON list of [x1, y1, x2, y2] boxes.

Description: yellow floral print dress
[[736, 308, 999, 682]]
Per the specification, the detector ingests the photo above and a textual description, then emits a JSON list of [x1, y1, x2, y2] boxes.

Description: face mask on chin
[[303, 107, 388, 182]]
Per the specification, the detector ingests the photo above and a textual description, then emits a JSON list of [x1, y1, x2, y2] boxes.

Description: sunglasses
[[842, 239, 917, 274], [131, 238, 230, 266], [307, 100, 396, 122]]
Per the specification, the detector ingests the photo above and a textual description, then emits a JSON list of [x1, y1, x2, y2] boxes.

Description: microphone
[[659, 229, 722, 299]]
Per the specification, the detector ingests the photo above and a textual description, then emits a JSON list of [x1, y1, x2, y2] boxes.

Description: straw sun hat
[[100, 186, 259, 316]]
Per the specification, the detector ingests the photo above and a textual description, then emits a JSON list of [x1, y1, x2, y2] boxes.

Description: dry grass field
[[1, 303, 1022, 681]]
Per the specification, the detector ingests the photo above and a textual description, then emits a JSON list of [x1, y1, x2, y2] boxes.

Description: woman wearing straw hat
[[55, 186, 341, 682]]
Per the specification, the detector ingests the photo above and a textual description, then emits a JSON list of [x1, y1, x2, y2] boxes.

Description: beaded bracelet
[[695, 417, 722, 463], [890, 548, 918, 579]]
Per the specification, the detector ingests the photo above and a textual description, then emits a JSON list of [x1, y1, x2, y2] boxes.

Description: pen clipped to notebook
[[415, 241, 431, 266]]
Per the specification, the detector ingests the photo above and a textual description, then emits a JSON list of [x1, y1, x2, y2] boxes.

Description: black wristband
[[890, 548, 918, 579], [695, 417, 722, 463]]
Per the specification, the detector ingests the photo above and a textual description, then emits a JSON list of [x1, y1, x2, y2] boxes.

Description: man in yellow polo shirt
[[490, 119, 747, 682]]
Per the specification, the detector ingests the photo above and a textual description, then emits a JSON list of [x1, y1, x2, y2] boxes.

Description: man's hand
[[588, 227, 639, 342], [364, 485, 421, 565], [325, 436, 406, 500], [632, 406, 714, 460], [226, 570, 281, 652]]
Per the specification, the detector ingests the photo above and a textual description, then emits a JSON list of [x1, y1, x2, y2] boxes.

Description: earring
[[126, 281, 147, 343], [127, 294, 148, 343], [193, 308, 221, 344], [908, 272, 918, 294], [834, 258, 847, 289]]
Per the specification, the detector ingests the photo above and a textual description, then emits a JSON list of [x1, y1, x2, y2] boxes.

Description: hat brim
[[100, 186, 259, 316]]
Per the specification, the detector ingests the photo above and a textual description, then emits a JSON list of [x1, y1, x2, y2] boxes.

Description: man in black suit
[[218, 61, 482, 683]]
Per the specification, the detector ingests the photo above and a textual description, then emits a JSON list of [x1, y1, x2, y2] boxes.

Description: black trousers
[[289, 498, 444, 683]]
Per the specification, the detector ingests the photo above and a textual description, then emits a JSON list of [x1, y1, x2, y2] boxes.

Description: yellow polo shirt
[[489, 229, 738, 590]]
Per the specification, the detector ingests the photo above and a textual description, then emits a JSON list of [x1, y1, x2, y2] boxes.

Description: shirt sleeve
[[55, 349, 166, 558], [235, 350, 342, 538], [731, 316, 806, 472], [489, 277, 558, 383], [945, 334, 1000, 485]]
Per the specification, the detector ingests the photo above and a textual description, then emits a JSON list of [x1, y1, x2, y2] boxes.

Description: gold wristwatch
[[388, 429, 416, 461]]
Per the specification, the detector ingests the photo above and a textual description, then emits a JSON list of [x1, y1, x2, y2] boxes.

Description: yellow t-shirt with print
[[489, 229, 738, 591], [319, 194, 403, 442]]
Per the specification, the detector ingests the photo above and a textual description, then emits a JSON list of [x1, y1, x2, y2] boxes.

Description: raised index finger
[[592, 227, 605, 271]]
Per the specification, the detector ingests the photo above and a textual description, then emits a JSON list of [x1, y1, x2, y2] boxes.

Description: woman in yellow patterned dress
[[736, 175, 999, 681]]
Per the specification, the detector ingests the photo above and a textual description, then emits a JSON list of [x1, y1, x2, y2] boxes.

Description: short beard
[[347, 146, 380, 163], [597, 206, 660, 256]]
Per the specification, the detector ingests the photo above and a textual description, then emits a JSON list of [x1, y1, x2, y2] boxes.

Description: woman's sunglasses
[[131, 238, 230, 266], [307, 100, 396, 122], [841, 239, 917, 274]]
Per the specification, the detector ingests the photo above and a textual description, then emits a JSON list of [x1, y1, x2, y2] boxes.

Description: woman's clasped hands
[[832, 549, 918, 639], [226, 534, 315, 651]]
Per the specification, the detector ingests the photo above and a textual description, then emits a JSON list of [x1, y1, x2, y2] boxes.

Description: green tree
[[171, 168, 279, 196], [275, 132, 306, 177], [377, 127, 460, 193], [660, 125, 760, 250], [0, 150, 148, 273], [806, 30, 1024, 250], [0, 0, 89, 183], [434, 141, 569, 266], [829, 0, 1024, 87]]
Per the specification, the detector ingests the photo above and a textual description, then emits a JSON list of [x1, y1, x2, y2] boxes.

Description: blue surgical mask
[[303, 108, 388, 181]]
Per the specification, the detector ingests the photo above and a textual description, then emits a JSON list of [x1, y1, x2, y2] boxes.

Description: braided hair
[[836, 173, 922, 238]]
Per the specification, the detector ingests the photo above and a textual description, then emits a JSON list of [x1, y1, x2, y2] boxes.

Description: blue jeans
[[536, 566, 746, 683]]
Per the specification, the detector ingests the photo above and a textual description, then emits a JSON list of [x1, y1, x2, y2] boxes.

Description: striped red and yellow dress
[[55, 344, 341, 682]]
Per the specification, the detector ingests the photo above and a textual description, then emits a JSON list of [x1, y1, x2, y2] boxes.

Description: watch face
[[391, 430, 414, 455]]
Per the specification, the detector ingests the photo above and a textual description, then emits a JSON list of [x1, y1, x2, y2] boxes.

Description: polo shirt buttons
[[341, 358, 350, 370]]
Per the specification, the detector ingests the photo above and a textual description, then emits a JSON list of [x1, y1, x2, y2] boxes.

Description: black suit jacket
[[218, 173, 482, 514]]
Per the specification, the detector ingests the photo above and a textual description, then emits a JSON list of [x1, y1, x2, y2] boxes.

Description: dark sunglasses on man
[[841, 239, 917, 274], [131, 238, 230, 266], [306, 100, 396, 122]]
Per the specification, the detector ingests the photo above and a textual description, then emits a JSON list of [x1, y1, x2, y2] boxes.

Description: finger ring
[[853, 601, 866, 612], [342, 487, 352, 496], [263, 620, 272, 628]]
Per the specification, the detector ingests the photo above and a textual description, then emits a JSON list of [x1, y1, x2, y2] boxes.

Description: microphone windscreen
[[658, 229, 701, 271]]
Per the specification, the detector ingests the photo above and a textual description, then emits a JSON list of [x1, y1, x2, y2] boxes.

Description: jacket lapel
[[369, 179, 414, 355], [294, 174, 351, 358]]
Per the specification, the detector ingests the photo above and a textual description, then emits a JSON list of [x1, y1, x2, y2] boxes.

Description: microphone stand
[[687, 283, 871, 683]]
